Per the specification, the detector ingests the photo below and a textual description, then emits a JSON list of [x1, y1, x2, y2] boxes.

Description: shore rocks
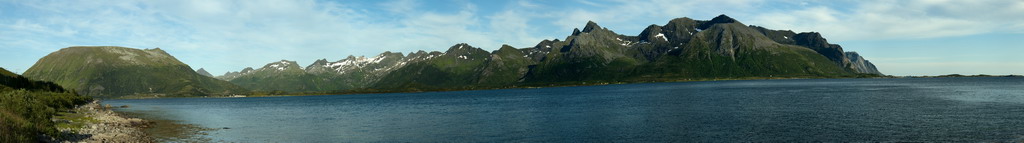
[[50, 101, 153, 143]]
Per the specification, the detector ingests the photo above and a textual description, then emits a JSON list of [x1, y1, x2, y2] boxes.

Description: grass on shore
[[0, 89, 92, 142], [53, 110, 100, 133]]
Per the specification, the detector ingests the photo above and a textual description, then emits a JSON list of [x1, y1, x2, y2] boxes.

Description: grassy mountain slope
[[23, 46, 248, 98], [372, 43, 491, 90], [477, 45, 536, 86], [227, 60, 319, 93]]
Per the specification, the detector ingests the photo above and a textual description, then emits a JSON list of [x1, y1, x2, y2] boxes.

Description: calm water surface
[[107, 77, 1024, 142]]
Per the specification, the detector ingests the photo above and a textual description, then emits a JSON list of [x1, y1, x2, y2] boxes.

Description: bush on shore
[[1, 89, 91, 142]]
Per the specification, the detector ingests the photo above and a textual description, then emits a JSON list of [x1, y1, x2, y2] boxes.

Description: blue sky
[[1, 0, 1022, 76]]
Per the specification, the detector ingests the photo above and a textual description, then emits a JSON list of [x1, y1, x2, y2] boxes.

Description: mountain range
[[215, 15, 882, 93], [18, 15, 881, 98]]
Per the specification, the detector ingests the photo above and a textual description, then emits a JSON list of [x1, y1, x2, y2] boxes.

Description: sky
[[1, 0, 1022, 76]]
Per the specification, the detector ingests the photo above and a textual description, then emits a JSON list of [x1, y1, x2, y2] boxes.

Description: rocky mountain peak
[[534, 39, 557, 50], [792, 32, 852, 69], [845, 51, 882, 74], [710, 14, 737, 23], [498, 44, 517, 51], [582, 21, 602, 33], [699, 14, 741, 30], [305, 59, 333, 72], [445, 43, 484, 54], [196, 68, 213, 77], [793, 32, 830, 48], [261, 60, 301, 72], [639, 24, 666, 42], [312, 59, 329, 65], [378, 51, 405, 58], [344, 55, 361, 61]]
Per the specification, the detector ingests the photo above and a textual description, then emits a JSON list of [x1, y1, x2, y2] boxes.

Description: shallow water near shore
[[107, 77, 1024, 142], [114, 109, 215, 142]]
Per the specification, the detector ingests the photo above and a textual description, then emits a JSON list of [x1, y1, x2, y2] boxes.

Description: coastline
[[251, 75, 1018, 97], [50, 100, 153, 143], [113, 75, 892, 99], [109, 75, 1020, 100]]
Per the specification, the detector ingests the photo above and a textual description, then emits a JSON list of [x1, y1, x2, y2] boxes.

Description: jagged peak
[[445, 43, 481, 54], [311, 58, 330, 65], [572, 28, 582, 36], [667, 17, 697, 24], [845, 51, 861, 56], [639, 24, 666, 42], [698, 14, 742, 30], [268, 60, 297, 66], [196, 68, 213, 77], [499, 44, 516, 50], [582, 21, 602, 32], [261, 60, 301, 71], [711, 14, 737, 23], [241, 67, 255, 73], [641, 24, 663, 34], [534, 39, 557, 49], [344, 55, 359, 60], [407, 50, 428, 57], [376, 51, 404, 58], [793, 32, 830, 46]]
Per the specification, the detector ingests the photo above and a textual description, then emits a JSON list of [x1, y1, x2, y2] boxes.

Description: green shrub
[[0, 89, 91, 142]]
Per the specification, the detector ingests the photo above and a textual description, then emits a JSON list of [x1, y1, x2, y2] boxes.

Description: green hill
[[23, 46, 248, 98]]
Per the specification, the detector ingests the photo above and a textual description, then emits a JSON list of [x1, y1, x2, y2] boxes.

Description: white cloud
[[488, 9, 543, 48], [750, 0, 1024, 41], [550, 0, 763, 34]]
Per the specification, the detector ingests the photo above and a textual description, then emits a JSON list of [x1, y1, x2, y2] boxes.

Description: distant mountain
[[303, 51, 411, 91], [372, 43, 492, 90], [845, 52, 882, 74], [217, 60, 319, 93], [23, 46, 249, 98], [219, 15, 883, 93], [218, 51, 420, 93], [196, 68, 214, 77]]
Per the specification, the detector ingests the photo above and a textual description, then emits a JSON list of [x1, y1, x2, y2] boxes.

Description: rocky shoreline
[[49, 100, 154, 143]]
